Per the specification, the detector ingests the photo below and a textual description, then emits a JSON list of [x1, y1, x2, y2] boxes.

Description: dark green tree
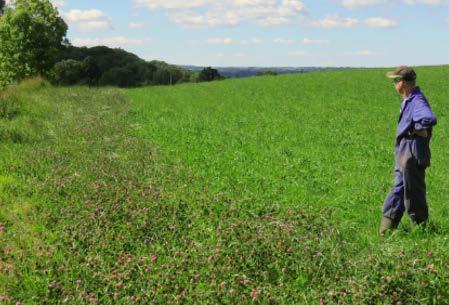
[[82, 56, 101, 86], [0, 0, 5, 16], [0, 0, 67, 86], [53, 45, 192, 88], [99, 67, 136, 87], [51, 59, 84, 85], [152, 67, 183, 85], [198, 67, 223, 82]]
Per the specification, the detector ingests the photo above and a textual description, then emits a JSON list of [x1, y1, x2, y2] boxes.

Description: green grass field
[[1, 67, 449, 304]]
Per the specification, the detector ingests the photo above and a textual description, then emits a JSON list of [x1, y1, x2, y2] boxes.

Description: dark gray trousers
[[383, 164, 427, 223], [383, 138, 428, 223]]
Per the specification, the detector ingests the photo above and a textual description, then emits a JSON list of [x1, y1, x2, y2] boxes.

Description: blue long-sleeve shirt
[[395, 87, 437, 168]]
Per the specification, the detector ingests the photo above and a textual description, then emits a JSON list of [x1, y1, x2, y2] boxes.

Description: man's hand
[[414, 129, 428, 138]]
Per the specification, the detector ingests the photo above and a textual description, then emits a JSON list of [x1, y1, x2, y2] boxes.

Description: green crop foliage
[[1, 66, 449, 304]]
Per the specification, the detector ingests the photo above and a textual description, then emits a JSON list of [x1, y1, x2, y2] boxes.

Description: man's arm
[[413, 97, 437, 133], [413, 128, 428, 138]]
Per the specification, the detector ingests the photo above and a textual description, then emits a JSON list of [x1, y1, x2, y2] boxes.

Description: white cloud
[[128, 22, 146, 29], [136, 0, 305, 28], [134, 0, 213, 9], [134, 0, 301, 10], [341, 0, 386, 8], [77, 21, 111, 32], [342, 50, 385, 56], [255, 16, 291, 26], [310, 15, 398, 29], [51, 0, 65, 7], [288, 50, 306, 56], [240, 38, 263, 45], [365, 17, 398, 28], [404, 0, 449, 4], [63, 9, 105, 22], [234, 0, 276, 4], [342, 0, 449, 6], [5, 0, 64, 5], [72, 36, 145, 48], [273, 37, 330, 45], [302, 38, 329, 44], [169, 10, 240, 27], [207, 37, 235, 45], [311, 15, 359, 28], [63, 9, 112, 32], [207, 37, 262, 45], [273, 38, 296, 44]]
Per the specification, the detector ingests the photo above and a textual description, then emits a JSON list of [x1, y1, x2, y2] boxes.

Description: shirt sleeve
[[413, 97, 437, 130]]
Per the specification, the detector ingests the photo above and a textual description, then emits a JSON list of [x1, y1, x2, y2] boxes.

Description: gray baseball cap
[[386, 66, 417, 81]]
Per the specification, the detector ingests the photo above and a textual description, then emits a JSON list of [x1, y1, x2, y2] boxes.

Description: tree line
[[0, 0, 223, 88], [53, 46, 193, 87]]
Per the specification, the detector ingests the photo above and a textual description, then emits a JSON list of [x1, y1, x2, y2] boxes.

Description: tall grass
[[0, 77, 49, 142], [0, 90, 20, 120]]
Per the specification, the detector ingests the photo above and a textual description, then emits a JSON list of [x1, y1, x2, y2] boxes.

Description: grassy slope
[[127, 66, 449, 304], [0, 67, 448, 304], [128, 66, 449, 233]]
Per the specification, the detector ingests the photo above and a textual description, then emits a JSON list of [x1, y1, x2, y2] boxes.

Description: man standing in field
[[380, 66, 437, 236]]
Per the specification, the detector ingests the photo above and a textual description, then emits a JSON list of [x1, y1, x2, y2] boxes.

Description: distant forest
[[183, 66, 350, 78], [52, 47, 346, 87], [51, 46, 228, 87]]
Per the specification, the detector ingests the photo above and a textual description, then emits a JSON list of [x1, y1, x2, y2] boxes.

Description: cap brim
[[386, 71, 401, 79]]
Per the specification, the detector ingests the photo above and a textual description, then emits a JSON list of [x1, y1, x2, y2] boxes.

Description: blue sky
[[47, 0, 449, 67]]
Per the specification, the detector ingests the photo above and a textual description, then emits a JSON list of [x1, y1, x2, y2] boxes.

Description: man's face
[[393, 78, 403, 94]]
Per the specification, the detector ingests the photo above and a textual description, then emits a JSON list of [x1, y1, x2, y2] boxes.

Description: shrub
[[51, 59, 85, 86], [99, 67, 136, 87], [198, 67, 224, 82], [152, 67, 184, 85], [82, 56, 101, 86]]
